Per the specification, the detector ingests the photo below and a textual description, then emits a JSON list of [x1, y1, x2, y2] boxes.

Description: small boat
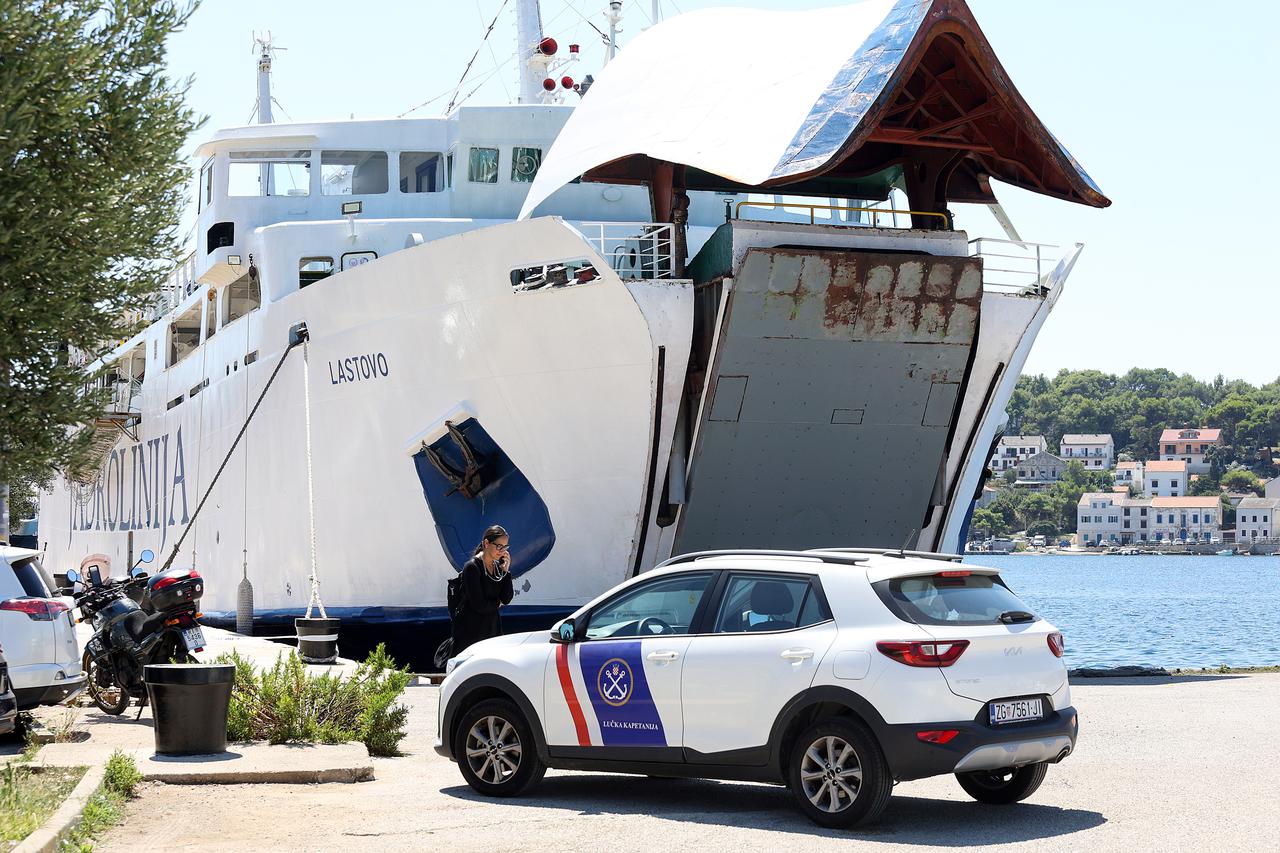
[[1216, 548, 1235, 556]]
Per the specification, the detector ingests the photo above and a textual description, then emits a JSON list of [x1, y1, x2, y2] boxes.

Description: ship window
[[168, 303, 202, 367], [467, 147, 499, 183], [198, 158, 214, 212], [322, 150, 388, 196], [222, 271, 260, 325], [299, 257, 334, 288], [399, 152, 443, 193], [447, 150, 455, 187], [510, 259, 600, 292], [228, 150, 311, 197], [511, 147, 542, 182]]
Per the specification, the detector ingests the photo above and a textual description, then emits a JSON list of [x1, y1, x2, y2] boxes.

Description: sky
[[164, 0, 1280, 385]]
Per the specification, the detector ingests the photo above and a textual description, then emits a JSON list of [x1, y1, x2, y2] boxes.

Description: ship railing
[[733, 200, 952, 230], [106, 376, 143, 417], [969, 237, 1059, 294], [151, 251, 199, 319], [576, 222, 676, 279]]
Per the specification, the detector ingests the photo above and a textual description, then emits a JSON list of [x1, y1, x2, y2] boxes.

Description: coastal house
[[1059, 433, 1114, 469], [1235, 497, 1280, 542], [1144, 460, 1188, 497], [1149, 497, 1221, 543], [1077, 492, 1221, 545], [990, 435, 1047, 472], [1015, 450, 1066, 487], [1114, 460, 1144, 490], [1264, 476, 1280, 500], [1159, 427, 1221, 475]]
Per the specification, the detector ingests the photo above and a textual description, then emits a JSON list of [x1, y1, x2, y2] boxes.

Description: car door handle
[[780, 648, 814, 662], [646, 650, 681, 662]]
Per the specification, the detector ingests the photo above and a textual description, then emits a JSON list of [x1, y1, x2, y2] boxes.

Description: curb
[[141, 765, 374, 784], [13, 763, 106, 853]]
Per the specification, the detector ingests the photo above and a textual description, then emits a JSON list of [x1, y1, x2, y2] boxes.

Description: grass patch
[[0, 761, 86, 845], [60, 751, 142, 852], [217, 643, 412, 756]]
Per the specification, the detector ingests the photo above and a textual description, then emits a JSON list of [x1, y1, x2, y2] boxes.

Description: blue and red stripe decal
[[555, 643, 591, 746]]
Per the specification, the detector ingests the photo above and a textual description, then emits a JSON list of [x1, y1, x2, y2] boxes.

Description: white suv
[[436, 549, 1076, 827], [0, 547, 85, 711]]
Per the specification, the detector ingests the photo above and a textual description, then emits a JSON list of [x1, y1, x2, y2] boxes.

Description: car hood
[[464, 631, 543, 656]]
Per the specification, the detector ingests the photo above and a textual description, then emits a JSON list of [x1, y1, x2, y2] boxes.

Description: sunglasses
[[491, 542, 510, 552]]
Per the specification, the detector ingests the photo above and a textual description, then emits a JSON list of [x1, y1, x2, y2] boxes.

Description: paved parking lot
[[82, 671, 1280, 852]]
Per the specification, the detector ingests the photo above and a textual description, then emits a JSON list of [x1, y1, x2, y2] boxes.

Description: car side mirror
[[551, 617, 578, 643], [66, 568, 81, 584]]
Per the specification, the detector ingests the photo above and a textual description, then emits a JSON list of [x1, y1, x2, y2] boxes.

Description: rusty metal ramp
[[674, 247, 982, 552]]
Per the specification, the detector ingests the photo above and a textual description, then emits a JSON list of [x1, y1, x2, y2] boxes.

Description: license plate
[[989, 697, 1044, 725], [181, 625, 206, 651]]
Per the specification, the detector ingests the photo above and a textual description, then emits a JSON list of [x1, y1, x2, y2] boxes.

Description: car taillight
[[916, 729, 959, 744], [1047, 632, 1065, 658], [0, 598, 69, 621], [876, 640, 970, 667]]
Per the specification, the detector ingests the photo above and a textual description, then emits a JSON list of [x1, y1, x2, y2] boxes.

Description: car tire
[[454, 698, 546, 797], [787, 717, 892, 828], [82, 649, 129, 715], [955, 761, 1049, 804]]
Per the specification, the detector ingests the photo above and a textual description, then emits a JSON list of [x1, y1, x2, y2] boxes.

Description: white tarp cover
[[520, 1, 901, 219]]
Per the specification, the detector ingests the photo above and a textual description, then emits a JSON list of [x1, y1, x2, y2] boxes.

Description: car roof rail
[[805, 547, 964, 563], [655, 549, 871, 569]]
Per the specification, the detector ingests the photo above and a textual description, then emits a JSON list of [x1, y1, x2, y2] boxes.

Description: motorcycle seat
[[124, 610, 167, 641]]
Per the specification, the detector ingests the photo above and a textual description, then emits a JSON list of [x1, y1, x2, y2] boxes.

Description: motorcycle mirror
[[139, 549, 155, 564], [66, 568, 81, 584]]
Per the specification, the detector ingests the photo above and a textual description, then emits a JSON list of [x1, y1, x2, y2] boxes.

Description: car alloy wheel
[[800, 734, 863, 813], [788, 718, 892, 827], [465, 715, 523, 785]]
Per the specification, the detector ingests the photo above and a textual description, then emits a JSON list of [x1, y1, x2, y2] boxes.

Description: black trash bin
[[144, 664, 235, 755]]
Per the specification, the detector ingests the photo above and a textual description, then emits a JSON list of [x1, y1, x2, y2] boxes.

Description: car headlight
[[445, 653, 473, 674]]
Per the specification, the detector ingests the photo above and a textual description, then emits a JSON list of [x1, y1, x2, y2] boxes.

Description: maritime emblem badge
[[597, 658, 633, 707]]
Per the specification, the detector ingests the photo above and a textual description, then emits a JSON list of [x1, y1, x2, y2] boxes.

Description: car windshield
[[873, 573, 1034, 626]]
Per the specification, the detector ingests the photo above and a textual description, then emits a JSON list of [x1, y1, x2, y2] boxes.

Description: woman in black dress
[[452, 525, 514, 653]]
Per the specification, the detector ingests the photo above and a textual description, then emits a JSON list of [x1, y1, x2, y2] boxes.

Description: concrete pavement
[[89, 672, 1280, 852]]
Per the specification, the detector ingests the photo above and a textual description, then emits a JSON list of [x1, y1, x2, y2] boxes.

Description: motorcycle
[[66, 550, 207, 715]]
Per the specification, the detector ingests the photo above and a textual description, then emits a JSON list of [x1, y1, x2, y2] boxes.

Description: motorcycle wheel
[[82, 648, 130, 715]]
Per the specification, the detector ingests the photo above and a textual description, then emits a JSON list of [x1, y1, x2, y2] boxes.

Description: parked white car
[[436, 548, 1076, 827], [0, 547, 85, 711]]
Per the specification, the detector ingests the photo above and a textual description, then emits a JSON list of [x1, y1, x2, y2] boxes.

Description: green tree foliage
[[1220, 468, 1262, 496], [1007, 368, 1280, 479], [979, 461, 1112, 536], [0, 2, 201, 491], [969, 506, 1009, 538]]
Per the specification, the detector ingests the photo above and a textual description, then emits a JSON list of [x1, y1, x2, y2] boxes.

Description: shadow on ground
[[442, 775, 1106, 845]]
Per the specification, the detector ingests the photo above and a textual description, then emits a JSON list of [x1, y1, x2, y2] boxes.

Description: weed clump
[[217, 643, 412, 756]]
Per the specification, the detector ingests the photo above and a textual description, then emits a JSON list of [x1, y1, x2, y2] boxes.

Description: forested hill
[[1006, 369, 1280, 475]]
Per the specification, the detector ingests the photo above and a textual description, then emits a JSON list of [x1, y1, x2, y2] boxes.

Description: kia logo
[[1004, 647, 1022, 656]]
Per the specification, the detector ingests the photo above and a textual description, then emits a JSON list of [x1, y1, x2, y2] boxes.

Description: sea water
[[964, 554, 1280, 669]]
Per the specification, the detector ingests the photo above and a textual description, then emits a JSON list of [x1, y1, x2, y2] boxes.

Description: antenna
[[605, 1, 623, 64], [900, 528, 918, 556], [251, 31, 287, 125]]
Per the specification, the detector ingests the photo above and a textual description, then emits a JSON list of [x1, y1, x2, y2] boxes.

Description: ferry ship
[[38, 0, 1108, 659]]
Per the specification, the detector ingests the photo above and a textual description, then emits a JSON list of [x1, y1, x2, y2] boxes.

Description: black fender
[[766, 685, 898, 779], [440, 673, 549, 764]]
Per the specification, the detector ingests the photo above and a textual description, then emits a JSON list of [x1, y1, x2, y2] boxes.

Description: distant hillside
[[1006, 368, 1280, 477]]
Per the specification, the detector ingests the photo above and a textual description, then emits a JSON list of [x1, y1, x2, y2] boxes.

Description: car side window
[[584, 573, 712, 639], [712, 575, 825, 634]]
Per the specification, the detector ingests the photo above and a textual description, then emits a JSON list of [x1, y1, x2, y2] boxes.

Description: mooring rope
[[161, 335, 303, 572], [301, 339, 327, 619]]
